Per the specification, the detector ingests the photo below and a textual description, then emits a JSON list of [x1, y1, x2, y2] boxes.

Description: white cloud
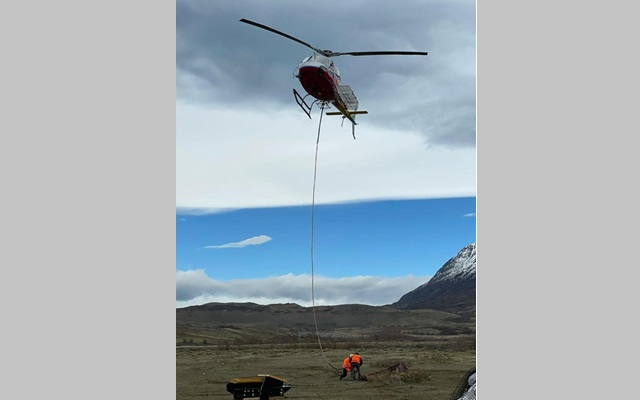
[[176, 269, 432, 307], [177, 103, 476, 211], [464, 213, 476, 217], [205, 235, 272, 249]]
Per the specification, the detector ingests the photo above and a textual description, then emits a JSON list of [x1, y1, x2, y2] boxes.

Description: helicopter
[[239, 18, 429, 139]]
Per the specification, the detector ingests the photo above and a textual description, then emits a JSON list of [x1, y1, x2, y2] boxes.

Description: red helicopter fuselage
[[291, 52, 365, 136], [294, 54, 341, 103]]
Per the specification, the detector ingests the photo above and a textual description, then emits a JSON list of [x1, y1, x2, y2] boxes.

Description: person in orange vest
[[339, 355, 351, 380], [349, 352, 363, 380]]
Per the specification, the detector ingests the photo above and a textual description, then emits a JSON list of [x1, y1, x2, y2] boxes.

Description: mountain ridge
[[392, 242, 476, 314], [176, 243, 476, 344]]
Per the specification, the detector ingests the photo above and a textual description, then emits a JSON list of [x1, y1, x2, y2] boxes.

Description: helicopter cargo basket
[[335, 85, 359, 111]]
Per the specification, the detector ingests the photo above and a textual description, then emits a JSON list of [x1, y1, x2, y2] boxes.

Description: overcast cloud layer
[[177, 0, 476, 212], [176, 270, 432, 308], [177, 0, 476, 148], [177, 104, 476, 210]]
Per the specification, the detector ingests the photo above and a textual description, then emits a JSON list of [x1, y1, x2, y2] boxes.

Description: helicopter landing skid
[[293, 88, 314, 119]]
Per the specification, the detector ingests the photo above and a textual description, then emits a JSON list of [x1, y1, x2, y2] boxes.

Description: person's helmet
[[350, 354, 353, 357]]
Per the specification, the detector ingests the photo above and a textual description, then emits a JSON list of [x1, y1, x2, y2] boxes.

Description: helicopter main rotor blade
[[239, 19, 325, 55], [330, 51, 429, 57], [239, 19, 429, 58]]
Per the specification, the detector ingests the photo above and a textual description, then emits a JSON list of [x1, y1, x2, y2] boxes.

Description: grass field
[[177, 337, 475, 400]]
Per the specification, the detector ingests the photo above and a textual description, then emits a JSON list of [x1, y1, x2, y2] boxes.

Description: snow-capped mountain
[[392, 242, 476, 314], [420, 242, 476, 286]]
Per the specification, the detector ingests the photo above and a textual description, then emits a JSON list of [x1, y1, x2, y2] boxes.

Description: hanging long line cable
[[310, 102, 340, 372]]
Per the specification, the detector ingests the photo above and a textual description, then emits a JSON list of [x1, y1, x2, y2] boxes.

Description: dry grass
[[177, 303, 475, 399], [177, 339, 475, 400]]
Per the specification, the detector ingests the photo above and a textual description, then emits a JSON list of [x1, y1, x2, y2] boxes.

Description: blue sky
[[176, 0, 476, 307], [176, 198, 475, 307], [177, 198, 476, 280]]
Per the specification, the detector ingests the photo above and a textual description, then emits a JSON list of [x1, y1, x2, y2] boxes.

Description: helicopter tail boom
[[327, 86, 368, 140], [325, 111, 369, 116]]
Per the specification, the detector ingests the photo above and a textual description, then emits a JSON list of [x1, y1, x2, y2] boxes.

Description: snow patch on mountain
[[416, 242, 476, 289]]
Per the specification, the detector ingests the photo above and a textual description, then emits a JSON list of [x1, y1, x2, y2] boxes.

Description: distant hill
[[176, 243, 476, 344], [392, 243, 476, 315], [175, 302, 471, 344], [176, 302, 457, 329]]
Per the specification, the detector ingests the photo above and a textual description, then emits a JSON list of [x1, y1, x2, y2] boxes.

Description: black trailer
[[226, 374, 292, 400]]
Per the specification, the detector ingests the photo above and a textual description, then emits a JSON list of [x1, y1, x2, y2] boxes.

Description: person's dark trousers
[[350, 363, 361, 380]]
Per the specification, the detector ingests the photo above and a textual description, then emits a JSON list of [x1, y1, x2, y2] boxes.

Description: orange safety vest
[[350, 354, 362, 364], [342, 357, 351, 370]]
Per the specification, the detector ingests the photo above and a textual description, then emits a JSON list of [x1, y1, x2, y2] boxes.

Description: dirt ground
[[177, 340, 475, 400]]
